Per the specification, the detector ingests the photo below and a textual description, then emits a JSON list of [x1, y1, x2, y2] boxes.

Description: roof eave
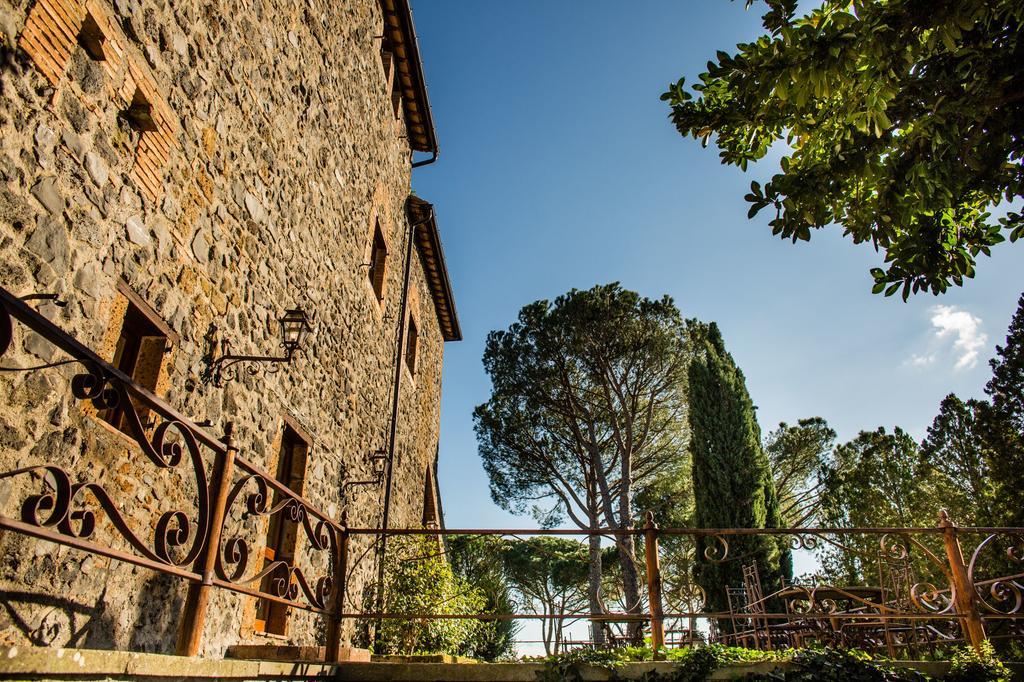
[[407, 197, 461, 342], [383, 0, 438, 156]]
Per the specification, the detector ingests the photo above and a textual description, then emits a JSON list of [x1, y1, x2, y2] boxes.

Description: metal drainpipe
[[373, 199, 433, 643]]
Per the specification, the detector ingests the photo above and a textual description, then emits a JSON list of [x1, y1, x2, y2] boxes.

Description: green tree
[[687, 321, 789, 623], [983, 293, 1024, 525], [914, 295, 1023, 528], [447, 535, 519, 661], [764, 417, 836, 527], [500, 537, 590, 655], [475, 284, 690, 643], [374, 536, 486, 656], [818, 427, 932, 582], [661, 0, 1024, 298], [920, 394, 997, 525]]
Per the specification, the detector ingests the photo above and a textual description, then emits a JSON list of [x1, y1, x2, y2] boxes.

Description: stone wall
[[0, 0, 449, 658]]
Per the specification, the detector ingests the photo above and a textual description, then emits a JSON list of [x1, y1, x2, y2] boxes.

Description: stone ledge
[[226, 645, 370, 663], [0, 646, 337, 680]]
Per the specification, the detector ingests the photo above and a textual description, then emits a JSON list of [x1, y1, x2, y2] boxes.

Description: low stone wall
[[0, 646, 337, 681], [0, 646, 982, 681]]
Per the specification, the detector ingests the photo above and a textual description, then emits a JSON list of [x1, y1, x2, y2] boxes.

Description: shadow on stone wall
[[0, 587, 115, 648], [127, 572, 185, 653]]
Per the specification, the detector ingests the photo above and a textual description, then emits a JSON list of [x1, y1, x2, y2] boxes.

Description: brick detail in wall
[[18, 0, 87, 85], [124, 55, 176, 203], [18, 0, 177, 203], [126, 72, 176, 199]]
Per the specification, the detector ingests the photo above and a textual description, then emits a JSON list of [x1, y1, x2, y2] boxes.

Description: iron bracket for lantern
[[344, 449, 388, 489], [208, 308, 312, 386]]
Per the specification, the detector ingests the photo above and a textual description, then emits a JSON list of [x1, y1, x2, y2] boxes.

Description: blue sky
[[408, 1, 1024, 532]]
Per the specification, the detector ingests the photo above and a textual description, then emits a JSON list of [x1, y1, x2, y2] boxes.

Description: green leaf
[[661, 0, 1023, 298]]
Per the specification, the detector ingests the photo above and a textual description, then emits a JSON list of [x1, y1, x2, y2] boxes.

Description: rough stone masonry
[[0, 0, 458, 658]]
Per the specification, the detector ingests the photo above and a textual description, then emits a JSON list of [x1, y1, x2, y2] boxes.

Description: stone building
[[0, 0, 458, 659]]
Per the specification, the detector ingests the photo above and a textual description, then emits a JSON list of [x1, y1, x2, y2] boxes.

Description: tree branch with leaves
[[662, 0, 1024, 298]]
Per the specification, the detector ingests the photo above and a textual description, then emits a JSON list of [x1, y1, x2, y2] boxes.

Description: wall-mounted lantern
[[344, 449, 388, 490], [279, 308, 311, 356], [209, 308, 312, 386]]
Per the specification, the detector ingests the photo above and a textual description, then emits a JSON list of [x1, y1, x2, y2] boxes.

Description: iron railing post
[[644, 511, 665, 657], [939, 509, 986, 650], [325, 511, 350, 662], [176, 422, 238, 656]]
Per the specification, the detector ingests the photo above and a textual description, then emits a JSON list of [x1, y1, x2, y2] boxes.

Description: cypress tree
[[984, 293, 1024, 526], [687, 322, 790, 625]]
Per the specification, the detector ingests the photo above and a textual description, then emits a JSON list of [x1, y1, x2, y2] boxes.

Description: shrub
[[373, 535, 486, 655], [529, 645, 1012, 681], [530, 644, 783, 681], [946, 642, 1011, 682]]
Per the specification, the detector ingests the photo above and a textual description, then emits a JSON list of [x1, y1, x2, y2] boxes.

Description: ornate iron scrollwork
[[702, 534, 730, 563], [0, 371, 214, 568], [968, 533, 1024, 616], [216, 470, 340, 612], [0, 293, 216, 573]]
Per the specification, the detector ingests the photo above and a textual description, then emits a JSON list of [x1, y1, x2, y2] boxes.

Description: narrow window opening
[[78, 13, 107, 61], [122, 87, 158, 132], [422, 466, 439, 528], [255, 424, 309, 636], [391, 74, 402, 120], [379, 42, 392, 79], [368, 220, 388, 302], [101, 300, 167, 434], [379, 45, 401, 119], [405, 315, 418, 376]]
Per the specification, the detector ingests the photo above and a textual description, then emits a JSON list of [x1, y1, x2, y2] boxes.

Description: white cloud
[[928, 305, 988, 370], [907, 353, 935, 368]]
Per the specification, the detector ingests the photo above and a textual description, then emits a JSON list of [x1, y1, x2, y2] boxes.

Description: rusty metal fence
[[343, 518, 1024, 657], [1, 286, 1022, 661], [0, 287, 348, 659]]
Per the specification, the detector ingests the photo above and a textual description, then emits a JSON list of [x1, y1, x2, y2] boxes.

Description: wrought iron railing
[[0, 287, 348, 659], [1, 285, 1021, 660], [346, 519, 1024, 657]]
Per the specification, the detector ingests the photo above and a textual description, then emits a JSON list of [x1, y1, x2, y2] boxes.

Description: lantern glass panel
[[280, 310, 308, 350]]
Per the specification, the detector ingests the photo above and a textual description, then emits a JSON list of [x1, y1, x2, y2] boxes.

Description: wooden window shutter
[[130, 335, 166, 427], [372, 245, 386, 297]]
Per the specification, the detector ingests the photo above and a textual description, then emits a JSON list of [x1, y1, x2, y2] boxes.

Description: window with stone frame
[[255, 422, 309, 636], [99, 280, 173, 436], [368, 219, 388, 303], [18, 0, 176, 204], [405, 313, 418, 376]]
